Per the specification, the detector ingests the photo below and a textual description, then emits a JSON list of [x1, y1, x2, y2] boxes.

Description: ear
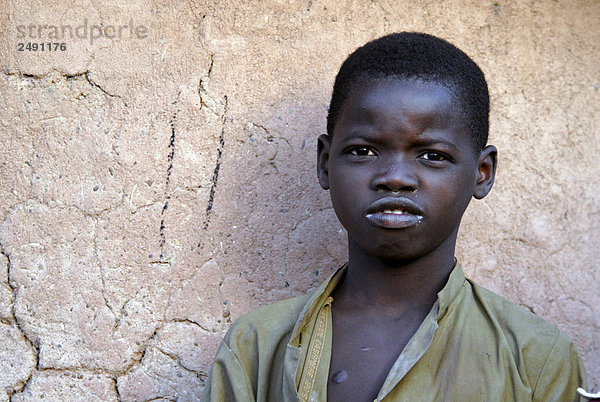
[[473, 145, 497, 199], [317, 134, 331, 190]]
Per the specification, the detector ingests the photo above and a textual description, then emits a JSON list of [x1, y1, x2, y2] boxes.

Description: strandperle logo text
[[16, 19, 150, 45]]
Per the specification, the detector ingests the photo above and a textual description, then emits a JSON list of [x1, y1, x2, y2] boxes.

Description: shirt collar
[[289, 264, 348, 348], [435, 260, 467, 320], [289, 260, 467, 346]]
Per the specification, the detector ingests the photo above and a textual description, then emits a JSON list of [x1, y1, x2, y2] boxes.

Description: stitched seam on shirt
[[531, 329, 560, 398], [223, 340, 256, 397], [297, 298, 331, 401], [296, 315, 319, 390]]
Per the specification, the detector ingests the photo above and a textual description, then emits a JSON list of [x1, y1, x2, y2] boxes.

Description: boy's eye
[[419, 151, 448, 162], [348, 147, 376, 156]]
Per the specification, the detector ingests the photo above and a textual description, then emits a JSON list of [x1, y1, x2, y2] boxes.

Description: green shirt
[[202, 262, 586, 401]]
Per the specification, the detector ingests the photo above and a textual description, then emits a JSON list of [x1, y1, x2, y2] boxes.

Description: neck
[[335, 237, 457, 315]]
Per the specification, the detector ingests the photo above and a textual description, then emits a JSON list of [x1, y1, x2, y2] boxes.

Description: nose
[[371, 156, 418, 193]]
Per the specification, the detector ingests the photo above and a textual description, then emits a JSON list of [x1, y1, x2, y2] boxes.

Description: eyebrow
[[343, 132, 378, 142], [342, 132, 461, 152], [413, 136, 460, 151]]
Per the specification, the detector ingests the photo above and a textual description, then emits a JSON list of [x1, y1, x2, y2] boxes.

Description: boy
[[202, 33, 586, 401]]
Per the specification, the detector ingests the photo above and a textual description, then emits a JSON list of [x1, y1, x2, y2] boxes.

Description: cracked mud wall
[[0, 0, 598, 399]]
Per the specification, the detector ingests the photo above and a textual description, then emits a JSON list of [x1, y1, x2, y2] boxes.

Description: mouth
[[365, 197, 424, 229]]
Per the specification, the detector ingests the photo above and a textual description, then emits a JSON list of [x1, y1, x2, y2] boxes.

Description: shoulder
[[466, 280, 586, 397], [228, 294, 311, 339], [468, 280, 560, 341], [222, 293, 311, 353], [202, 294, 312, 401]]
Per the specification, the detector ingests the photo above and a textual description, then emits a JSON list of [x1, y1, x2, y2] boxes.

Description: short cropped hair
[[327, 32, 490, 151]]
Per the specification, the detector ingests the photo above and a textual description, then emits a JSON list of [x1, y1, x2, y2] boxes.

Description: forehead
[[338, 77, 468, 133], [359, 77, 457, 110]]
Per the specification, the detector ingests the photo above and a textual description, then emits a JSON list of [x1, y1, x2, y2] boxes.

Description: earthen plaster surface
[[0, 0, 598, 399]]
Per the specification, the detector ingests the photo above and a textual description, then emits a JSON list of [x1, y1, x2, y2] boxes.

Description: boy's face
[[317, 78, 496, 263]]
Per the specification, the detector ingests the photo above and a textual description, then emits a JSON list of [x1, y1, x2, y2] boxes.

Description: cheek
[[424, 172, 474, 206], [439, 179, 475, 216], [329, 179, 355, 214], [329, 163, 356, 192], [328, 168, 367, 223]]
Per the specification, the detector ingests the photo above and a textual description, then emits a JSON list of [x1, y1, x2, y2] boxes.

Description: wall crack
[[0, 243, 39, 398], [158, 95, 181, 261], [203, 95, 228, 229]]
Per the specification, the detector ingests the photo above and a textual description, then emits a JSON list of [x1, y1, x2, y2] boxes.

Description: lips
[[365, 197, 424, 229]]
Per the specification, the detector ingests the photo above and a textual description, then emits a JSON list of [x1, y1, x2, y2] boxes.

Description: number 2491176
[[17, 42, 66, 51]]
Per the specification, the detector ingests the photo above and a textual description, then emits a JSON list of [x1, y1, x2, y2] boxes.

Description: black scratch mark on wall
[[198, 54, 214, 111], [159, 96, 180, 260], [203, 95, 228, 229]]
